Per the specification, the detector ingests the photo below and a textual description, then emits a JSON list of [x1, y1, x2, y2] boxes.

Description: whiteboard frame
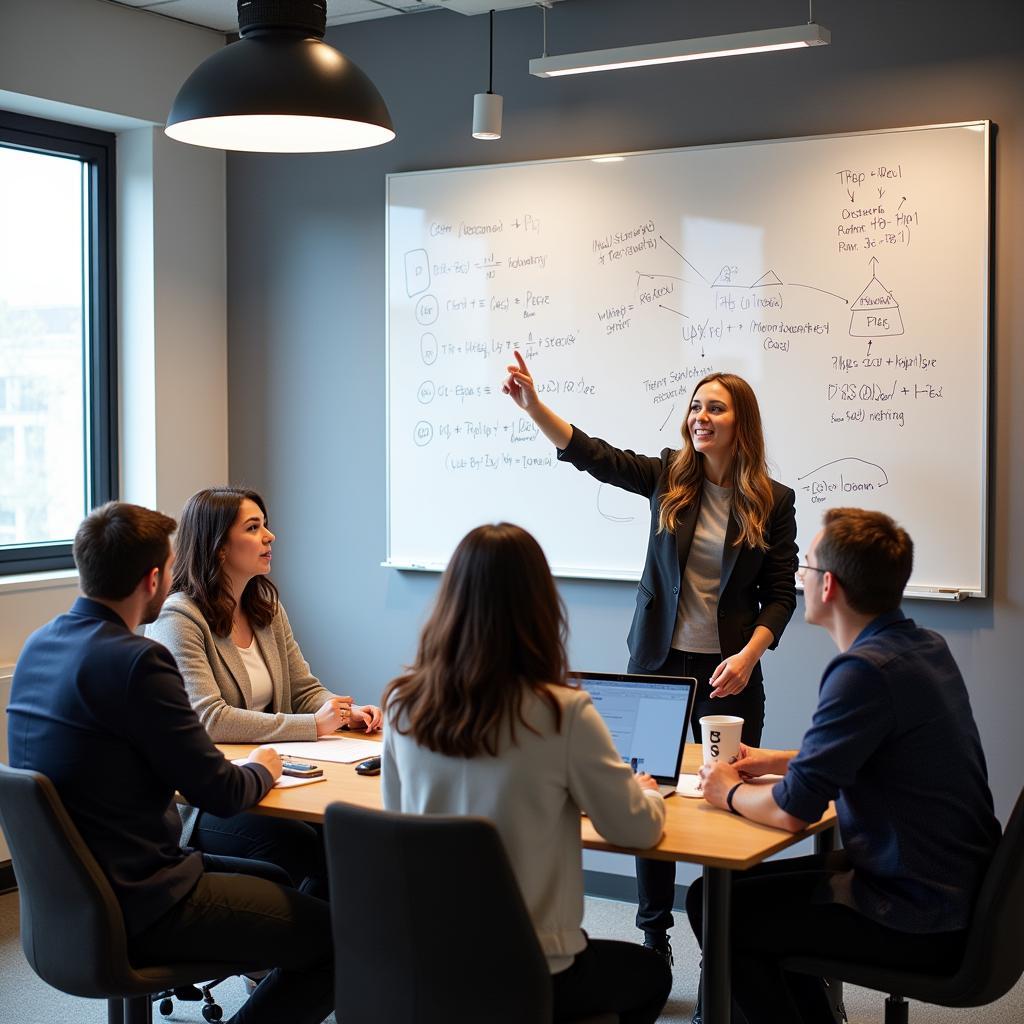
[[384, 120, 993, 600]]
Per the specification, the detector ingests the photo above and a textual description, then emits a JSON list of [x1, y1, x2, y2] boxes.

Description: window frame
[[0, 110, 118, 575]]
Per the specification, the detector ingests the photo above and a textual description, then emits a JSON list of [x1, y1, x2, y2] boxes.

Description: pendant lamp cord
[[489, 9, 495, 94]]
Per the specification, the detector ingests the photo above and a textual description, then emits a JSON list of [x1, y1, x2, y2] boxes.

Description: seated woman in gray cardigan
[[382, 523, 672, 1024], [148, 486, 381, 895]]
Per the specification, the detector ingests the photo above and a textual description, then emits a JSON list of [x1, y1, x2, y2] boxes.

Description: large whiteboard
[[386, 122, 991, 597]]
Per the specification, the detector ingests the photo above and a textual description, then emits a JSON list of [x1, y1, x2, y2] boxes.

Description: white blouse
[[236, 639, 274, 712]]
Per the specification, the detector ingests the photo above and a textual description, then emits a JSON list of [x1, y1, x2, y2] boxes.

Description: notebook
[[573, 671, 697, 796]]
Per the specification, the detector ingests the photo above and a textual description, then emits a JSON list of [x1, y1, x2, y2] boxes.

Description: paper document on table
[[231, 759, 329, 788], [274, 775, 327, 789], [271, 737, 382, 764], [676, 773, 703, 799]]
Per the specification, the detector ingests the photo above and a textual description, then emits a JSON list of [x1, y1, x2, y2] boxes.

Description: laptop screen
[[573, 672, 696, 783]]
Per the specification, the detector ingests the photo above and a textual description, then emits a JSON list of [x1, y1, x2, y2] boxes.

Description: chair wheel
[[158, 998, 173, 1016], [202, 1004, 223, 1022]]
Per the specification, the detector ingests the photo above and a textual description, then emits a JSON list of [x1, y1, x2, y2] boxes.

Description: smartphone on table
[[281, 760, 323, 778]]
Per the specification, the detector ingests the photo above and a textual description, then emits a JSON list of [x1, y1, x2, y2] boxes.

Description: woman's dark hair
[[170, 487, 278, 637], [383, 523, 572, 758]]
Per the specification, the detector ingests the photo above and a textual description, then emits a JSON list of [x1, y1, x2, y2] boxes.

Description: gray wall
[[226, 0, 1024, 823]]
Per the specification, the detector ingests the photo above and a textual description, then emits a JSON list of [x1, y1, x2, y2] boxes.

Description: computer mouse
[[355, 755, 382, 776]]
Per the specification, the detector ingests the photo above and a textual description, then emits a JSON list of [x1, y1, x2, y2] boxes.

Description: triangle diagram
[[849, 275, 903, 337], [749, 270, 783, 287]]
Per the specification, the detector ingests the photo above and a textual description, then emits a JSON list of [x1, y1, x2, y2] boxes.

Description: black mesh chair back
[[325, 801, 617, 1024], [0, 763, 261, 1021], [0, 763, 143, 997], [783, 786, 1024, 1019]]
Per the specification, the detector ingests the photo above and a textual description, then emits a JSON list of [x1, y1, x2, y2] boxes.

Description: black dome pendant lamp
[[166, 0, 395, 153]]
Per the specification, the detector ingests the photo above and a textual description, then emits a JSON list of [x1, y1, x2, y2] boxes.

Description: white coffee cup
[[699, 715, 744, 766]]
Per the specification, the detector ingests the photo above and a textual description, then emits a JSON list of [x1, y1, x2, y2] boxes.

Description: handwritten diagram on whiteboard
[[386, 122, 991, 595]]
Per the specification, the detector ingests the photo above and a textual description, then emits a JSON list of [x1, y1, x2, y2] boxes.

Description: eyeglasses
[[796, 563, 828, 582]]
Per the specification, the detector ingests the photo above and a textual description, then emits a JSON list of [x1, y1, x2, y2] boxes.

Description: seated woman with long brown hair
[[149, 486, 381, 896], [381, 523, 672, 1024]]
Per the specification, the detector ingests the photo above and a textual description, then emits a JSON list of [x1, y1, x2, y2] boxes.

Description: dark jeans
[[685, 852, 967, 1024], [130, 854, 333, 1024], [192, 809, 328, 899], [552, 938, 672, 1024], [630, 649, 766, 934]]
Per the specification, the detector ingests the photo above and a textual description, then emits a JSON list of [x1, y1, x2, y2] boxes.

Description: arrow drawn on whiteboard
[[659, 304, 689, 318], [898, 196, 907, 210], [797, 457, 889, 491], [785, 282, 849, 303], [866, 339, 873, 357], [658, 236, 710, 285], [659, 404, 676, 431]]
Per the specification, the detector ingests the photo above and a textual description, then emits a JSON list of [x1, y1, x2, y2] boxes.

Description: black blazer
[[559, 427, 798, 673], [7, 597, 273, 935]]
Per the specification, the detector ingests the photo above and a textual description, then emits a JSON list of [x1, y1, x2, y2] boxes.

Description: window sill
[[0, 569, 79, 596]]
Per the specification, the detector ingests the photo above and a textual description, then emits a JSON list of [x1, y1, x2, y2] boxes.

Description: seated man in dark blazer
[[689, 507, 1001, 1024], [8, 502, 333, 1024]]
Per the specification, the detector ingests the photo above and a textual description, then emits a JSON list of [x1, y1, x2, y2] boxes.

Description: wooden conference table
[[219, 740, 837, 1024]]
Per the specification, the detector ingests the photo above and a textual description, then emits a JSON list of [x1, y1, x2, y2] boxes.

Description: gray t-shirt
[[671, 480, 731, 654]]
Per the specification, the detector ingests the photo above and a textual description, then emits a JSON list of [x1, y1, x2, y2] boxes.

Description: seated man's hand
[[347, 704, 383, 732], [698, 762, 743, 810], [732, 745, 793, 779], [247, 745, 282, 782]]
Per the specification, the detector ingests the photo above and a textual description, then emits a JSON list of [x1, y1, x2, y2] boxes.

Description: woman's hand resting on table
[[347, 704, 384, 732]]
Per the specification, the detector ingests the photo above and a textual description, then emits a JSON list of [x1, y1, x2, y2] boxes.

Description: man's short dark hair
[[73, 502, 177, 600], [816, 508, 913, 615]]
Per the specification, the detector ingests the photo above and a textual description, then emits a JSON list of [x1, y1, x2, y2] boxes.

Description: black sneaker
[[642, 930, 674, 966]]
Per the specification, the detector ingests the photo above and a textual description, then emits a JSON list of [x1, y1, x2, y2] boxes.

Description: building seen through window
[[0, 113, 116, 573]]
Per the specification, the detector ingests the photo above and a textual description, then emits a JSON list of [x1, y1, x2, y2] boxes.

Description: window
[[0, 111, 117, 574]]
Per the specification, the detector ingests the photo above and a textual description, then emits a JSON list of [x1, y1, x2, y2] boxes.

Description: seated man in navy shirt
[[8, 502, 333, 1024], [690, 507, 1001, 1024]]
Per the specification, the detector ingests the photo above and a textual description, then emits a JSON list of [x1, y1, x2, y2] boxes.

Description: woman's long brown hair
[[170, 487, 279, 637], [657, 373, 775, 550], [383, 523, 572, 758]]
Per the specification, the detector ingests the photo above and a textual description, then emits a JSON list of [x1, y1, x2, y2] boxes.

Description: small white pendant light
[[472, 10, 503, 141], [166, 0, 395, 154]]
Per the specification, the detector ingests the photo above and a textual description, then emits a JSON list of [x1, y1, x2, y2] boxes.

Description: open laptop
[[573, 671, 697, 796]]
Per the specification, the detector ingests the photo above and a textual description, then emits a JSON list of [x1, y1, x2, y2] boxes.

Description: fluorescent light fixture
[[591, 156, 625, 163], [530, 23, 830, 78]]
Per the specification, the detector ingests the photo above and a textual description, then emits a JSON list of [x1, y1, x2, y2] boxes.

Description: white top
[[235, 639, 274, 712], [382, 684, 665, 973], [672, 480, 731, 654]]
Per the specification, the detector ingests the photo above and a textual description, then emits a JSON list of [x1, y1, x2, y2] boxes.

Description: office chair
[[782, 786, 1024, 1023], [0, 764, 263, 1024], [324, 802, 618, 1024]]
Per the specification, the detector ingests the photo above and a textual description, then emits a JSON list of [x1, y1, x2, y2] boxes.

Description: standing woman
[[149, 487, 382, 896], [503, 352, 798, 968], [382, 523, 672, 1024]]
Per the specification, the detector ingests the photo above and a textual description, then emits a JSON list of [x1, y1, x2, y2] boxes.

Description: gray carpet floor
[[1, 889, 1021, 1022]]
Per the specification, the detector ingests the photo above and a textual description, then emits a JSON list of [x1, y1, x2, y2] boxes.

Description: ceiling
[[103, 0, 558, 33]]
